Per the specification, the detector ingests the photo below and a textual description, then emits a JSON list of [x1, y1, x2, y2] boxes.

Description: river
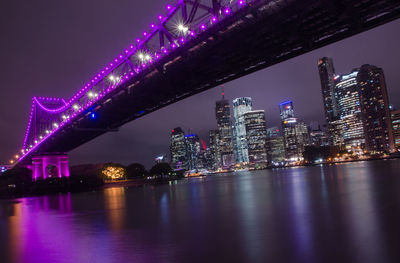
[[1, 160, 400, 263]]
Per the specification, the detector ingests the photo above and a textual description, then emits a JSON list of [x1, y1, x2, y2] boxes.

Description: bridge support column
[[32, 154, 70, 181]]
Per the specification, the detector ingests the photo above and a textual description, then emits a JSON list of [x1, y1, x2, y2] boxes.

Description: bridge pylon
[[31, 154, 70, 181]]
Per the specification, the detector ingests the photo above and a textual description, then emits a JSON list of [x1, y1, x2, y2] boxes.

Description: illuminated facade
[[215, 96, 234, 168], [266, 127, 285, 164], [392, 110, 400, 149], [170, 127, 187, 170], [334, 70, 365, 151], [357, 65, 395, 153], [185, 134, 201, 171], [280, 101, 309, 161], [209, 129, 220, 169], [233, 97, 253, 163], [329, 119, 345, 147], [244, 110, 268, 163], [279, 101, 295, 120]]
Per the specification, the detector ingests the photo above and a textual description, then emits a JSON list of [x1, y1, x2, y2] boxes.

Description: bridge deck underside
[[20, 0, 400, 164]]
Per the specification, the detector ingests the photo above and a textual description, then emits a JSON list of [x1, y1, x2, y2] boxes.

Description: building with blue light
[[280, 101, 309, 162]]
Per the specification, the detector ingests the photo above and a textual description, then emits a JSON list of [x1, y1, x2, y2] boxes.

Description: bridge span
[[10, 0, 400, 178]]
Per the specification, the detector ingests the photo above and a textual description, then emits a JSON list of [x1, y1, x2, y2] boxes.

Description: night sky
[[0, 0, 399, 168]]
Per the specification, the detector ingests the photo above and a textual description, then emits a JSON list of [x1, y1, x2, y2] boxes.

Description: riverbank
[[0, 176, 184, 200]]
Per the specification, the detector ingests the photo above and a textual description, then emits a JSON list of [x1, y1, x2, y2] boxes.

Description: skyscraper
[[170, 127, 187, 170], [233, 97, 253, 163], [209, 129, 220, 169], [215, 95, 234, 168], [184, 134, 201, 171], [266, 127, 285, 164], [279, 100, 294, 120], [318, 57, 338, 128], [357, 64, 395, 153], [391, 110, 400, 149], [335, 70, 365, 151], [279, 101, 309, 161], [244, 110, 268, 164]]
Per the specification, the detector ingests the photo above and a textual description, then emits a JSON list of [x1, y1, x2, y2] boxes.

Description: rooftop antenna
[[221, 85, 225, 99]]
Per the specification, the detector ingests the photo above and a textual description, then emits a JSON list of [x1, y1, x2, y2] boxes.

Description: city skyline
[[0, 1, 400, 168]]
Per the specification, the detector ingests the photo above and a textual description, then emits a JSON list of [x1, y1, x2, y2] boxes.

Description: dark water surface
[[1, 160, 400, 263]]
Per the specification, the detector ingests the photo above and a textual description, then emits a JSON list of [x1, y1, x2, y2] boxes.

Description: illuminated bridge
[[10, 0, 400, 179]]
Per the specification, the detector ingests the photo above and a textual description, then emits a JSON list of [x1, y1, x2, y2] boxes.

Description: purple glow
[[16, 0, 240, 164], [32, 154, 69, 180]]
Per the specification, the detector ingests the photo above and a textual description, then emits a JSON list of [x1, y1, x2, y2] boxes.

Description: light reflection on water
[[1, 160, 400, 263]]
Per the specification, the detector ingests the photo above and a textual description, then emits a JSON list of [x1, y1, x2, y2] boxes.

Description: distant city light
[[102, 166, 126, 180]]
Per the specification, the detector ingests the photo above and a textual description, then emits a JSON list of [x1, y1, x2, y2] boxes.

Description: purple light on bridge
[[16, 0, 241, 164], [32, 155, 70, 181]]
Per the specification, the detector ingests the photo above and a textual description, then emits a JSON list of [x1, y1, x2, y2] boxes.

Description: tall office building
[[170, 127, 187, 170], [215, 95, 234, 168], [391, 110, 400, 150], [318, 58, 338, 129], [279, 101, 308, 161], [244, 110, 268, 164], [335, 70, 365, 151], [233, 97, 253, 163], [266, 127, 285, 164], [185, 134, 201, 170], [295, 121, 310, 150], [209, 129, 220, 169], [279, 100, 295, 120], [357, 65, 395, 153]]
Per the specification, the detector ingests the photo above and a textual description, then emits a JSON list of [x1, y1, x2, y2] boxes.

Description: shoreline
[[1, 158, 398, 200]]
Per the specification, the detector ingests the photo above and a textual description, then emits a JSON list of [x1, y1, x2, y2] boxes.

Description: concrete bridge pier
[[32, 154, 70, 181]]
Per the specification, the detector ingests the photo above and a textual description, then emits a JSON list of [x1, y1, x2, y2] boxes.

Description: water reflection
[[0, 160, 400, 263], [104, 187, 126, 231]]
